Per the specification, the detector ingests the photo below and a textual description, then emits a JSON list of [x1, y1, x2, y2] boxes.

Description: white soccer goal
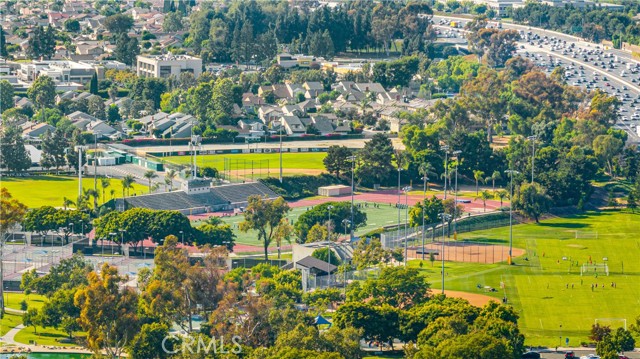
[[581, 263, 609, 276], [595, 318, 627, 330], [575, 231, 598, 239]]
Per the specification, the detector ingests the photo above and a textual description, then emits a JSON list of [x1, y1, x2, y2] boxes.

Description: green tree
[[104, 14, 134, 34], [473, 170, 485, 195], [476, 190, 494, 212], [195, 223, 235, 250], [295, 202, 366, 242], [28, 75, 56, 109], [114, 34, 139, 66], [121, 174, 135, 197], [323, 145, 353, 178], [312, 247, 342, 266], [128, 322, 174, 359], [347, 266, 430, 309], [355, 133, 395, 187], [514, 182, 552, 223], [627, 190, 637, 213], [0, 125, 32, 175], [23, 307, 42, 333], [100, 177, 111, 204], [334, 302, 400, 348], [143, 170, 157, 193], [75, 263, 140, 358], [593, 134, 624, 176], [0, 26, 7, 57], [26, 25, 56, 60], [40, 130, 68, 172], [87, 95, 105, 120], [239, 196, 291, 260], [89, 73, 98, 95], [162, 11, 183, 32], [306, 223, 329, 243], [0, 79, 15, 113], [64, 19, 80, 32]]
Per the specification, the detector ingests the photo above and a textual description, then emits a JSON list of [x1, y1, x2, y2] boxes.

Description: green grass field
[[163, 152, 327, 176], [0, 312, 22, 338], [15, 325, 83, 347], [4, 293, 47, 311], [0, 175, 147, 208], [200, 201, 401, 248], [410, 210, 640, 346]]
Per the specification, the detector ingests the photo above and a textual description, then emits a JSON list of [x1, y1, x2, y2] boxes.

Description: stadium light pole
[[397, 165, 404, 232], [505, 169, 520, 265], [279, 126, 283, 183], [438, 213, 450, 294], [327, 205, 334, 287], [527, 135, 537, 184], [452, 150, 462, 237], [348, 155, 356, 241], [93, 131, 100, 192], [421, 168, 428, 261], [441, 145, 449, 199], [402, 186, 412, 266]]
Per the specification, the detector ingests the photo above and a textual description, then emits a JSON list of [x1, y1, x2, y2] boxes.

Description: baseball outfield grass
[[0, 175, 147, 208]]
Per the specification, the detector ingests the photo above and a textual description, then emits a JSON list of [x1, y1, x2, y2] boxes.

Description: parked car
[[565, 352, 576, 359]]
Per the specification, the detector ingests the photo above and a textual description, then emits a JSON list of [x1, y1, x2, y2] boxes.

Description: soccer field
[[163, 152, 327, 176], [415, 210, 640, 346], [0, 175, 147, 208]]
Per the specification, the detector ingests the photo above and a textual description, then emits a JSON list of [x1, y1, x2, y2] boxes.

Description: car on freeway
[[579, 355, 600, 359], [564, 352, 576, 359]]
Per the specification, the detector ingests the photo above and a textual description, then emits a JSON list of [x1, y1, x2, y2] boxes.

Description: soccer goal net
[[575, 231, 598, 239], [595, 318, 627, 330], [581, 263, 609, 276]]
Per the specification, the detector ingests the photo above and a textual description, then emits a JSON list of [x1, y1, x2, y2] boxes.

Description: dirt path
[[443, 290, 497, 307]]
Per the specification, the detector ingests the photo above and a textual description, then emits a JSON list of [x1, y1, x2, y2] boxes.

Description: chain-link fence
[[380, 212, 513, 250], [303, 267, 380, 292]]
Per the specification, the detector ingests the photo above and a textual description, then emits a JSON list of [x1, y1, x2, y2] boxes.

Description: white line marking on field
[[539, 319, 544, 329]]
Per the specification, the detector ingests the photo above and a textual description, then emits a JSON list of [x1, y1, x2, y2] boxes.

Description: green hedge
[[260, 174, 346, 200]]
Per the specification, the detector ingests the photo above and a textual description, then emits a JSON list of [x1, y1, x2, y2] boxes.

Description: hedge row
[[260, 174, 346, 200]]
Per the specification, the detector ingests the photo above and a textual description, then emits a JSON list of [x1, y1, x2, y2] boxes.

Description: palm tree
[[62, 197, 75, 210], [143, 170, 157, 193], [100, 178, 111, 204], [109, 189, 116, 201], [475, 190, 494, 212], [150, 183, 160, 193], [495, 190, 508, 207], [165, 169, 177, 192], [418, 162, 436, 191], [490, 170, 502, 191], [473, 170, 485, 195], [84, 188, 99, 210], [121, 175, 135, 197]]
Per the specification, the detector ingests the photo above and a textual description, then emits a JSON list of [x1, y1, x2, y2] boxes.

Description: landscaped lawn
[[164, 152, 327, 172], [4, 293, 48, 311], [0, 175, 147, 208], [0, 312, 22, 337], [411, 210, 640, 346], [15, 325, 84, 347]]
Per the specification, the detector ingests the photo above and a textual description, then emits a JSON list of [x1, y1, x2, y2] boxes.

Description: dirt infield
[[408, 242, 525, 264], [443, 290, 497, 307]]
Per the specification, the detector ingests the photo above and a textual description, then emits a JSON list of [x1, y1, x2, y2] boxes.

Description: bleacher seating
[[210, 182, 279, 205], [123, 182, 279, 213]]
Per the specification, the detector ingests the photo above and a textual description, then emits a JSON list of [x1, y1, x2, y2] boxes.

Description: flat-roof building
[[136, 54, 202, 78]]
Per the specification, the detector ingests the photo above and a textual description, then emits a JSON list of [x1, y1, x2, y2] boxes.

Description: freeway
[[431, 14, 640, 143]]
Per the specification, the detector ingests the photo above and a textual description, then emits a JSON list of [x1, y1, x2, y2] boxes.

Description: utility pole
[[279, 126, 283, 183], [452, 150, 461, 237]]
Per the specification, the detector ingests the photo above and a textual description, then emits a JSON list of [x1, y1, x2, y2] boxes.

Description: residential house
[[280, 115, 306, 136], [303, 115, 335, 135], [303, 81, 324, 98]]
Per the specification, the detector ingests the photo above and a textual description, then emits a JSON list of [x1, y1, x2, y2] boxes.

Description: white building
[[136, 54, 202, 78], [17, 61, 102, 83]]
